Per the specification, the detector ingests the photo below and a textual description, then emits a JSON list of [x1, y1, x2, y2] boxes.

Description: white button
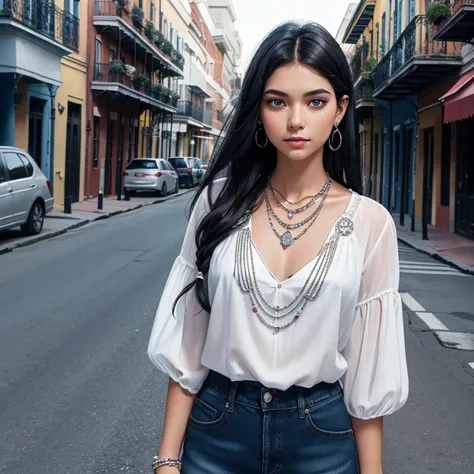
[[277, 283, 282, 289], [263, 391, 273, 403]]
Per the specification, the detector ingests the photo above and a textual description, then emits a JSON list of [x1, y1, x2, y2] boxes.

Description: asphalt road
[[0, 193, 473, 474]]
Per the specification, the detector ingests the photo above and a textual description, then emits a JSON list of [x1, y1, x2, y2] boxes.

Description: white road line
[[399, 260, 453, 267], [469, 363, 474, 372], [400, 293, 450, 331], [400, 293, 425, 312], [400, 269, 469, 276]]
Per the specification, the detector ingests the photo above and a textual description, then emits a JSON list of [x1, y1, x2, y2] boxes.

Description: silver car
[[123, 158, 179, 197], [0, 147, 54, 235]]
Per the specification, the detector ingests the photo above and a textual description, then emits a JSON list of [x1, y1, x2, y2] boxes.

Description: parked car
[[123, 158, 178, 197], [0, 147, 54, 235], [168, 157, 203, 188]]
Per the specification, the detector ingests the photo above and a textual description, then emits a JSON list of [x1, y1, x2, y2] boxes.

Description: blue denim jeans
[[181, 371, 360, 474]]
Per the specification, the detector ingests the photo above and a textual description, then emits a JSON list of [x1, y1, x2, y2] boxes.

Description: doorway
[[28, 97, 46, 170], [455, 117, 474, 240], [65, 102, 82, 205], [104, 120, 114, 195]]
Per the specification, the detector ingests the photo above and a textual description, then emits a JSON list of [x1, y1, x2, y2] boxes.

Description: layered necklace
[[234, 178, 360, 335]]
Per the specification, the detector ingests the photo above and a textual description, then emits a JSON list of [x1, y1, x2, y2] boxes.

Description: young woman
[[148, 21, 409, 474]]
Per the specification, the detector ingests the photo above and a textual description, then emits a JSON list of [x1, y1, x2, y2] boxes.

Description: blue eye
[[310, 99, 325, 108], [268, 99, 285, 107]]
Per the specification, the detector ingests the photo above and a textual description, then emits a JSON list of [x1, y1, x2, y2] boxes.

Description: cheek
[[260, 109, 282, 137]]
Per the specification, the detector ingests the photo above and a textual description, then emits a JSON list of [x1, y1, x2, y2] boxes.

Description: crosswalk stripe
[[400, 269, 469, 276], [400, 264, 456, 271], [469, 363, 474, 372], [399, 260, 454, 267]]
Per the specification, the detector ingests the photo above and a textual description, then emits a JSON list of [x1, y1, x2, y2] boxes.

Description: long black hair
[[174, 21, 361, 315]]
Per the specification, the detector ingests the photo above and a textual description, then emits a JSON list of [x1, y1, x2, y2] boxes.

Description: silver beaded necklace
[[235, 193, 361, 334]]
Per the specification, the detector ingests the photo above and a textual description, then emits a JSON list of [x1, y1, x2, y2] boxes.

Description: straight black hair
[[174, 21, 361, 315]]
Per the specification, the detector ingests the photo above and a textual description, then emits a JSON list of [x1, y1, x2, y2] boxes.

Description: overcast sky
[[233, 0, 355, 69]]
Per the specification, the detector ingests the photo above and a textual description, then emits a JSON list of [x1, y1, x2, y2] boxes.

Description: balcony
[[0, 0, 79, 51], [91, 62, 178, 112], [93, 0, 183, 78], [203, 108, 213, 127], [372, 15, 462, 100], [176, 100, 204, 126], [354, 80, 375, 119], [0, 0, 78, 85], [433, 0, 474, 42], [343, 0, 376, 44]]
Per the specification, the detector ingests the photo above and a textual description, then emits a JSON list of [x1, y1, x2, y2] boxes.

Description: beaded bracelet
[[152, 456, 181, 472]]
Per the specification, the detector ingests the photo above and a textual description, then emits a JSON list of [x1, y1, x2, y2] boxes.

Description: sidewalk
[[393, 213, 474, 274], [0, 189, 193, 256]]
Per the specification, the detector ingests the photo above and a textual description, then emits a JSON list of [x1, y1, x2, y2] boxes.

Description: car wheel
[[21, 201, 44, 235], [174, 179, 179, 194], [161, 182, 167, 197]]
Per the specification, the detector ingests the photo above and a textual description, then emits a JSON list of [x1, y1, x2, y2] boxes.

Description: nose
[[288, 106, 305, 130]]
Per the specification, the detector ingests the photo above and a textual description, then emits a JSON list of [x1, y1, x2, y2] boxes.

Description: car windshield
[[169, 158, 188, 168], [126, 160, 157, 170]]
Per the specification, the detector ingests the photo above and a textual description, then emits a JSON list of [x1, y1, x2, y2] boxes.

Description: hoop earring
[[255, 124, 268, 148], [328, 122, 342, 152]]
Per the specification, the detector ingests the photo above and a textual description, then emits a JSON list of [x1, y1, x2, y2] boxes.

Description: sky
[[232, 0, 356, 69]]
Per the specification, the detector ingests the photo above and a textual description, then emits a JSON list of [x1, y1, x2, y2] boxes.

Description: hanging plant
[[116, 0, 128, 15], [153, 30, 165, 49], [426, 2, 451, 25], [152, 83, 164, 98], [125, 64, 136, 77], [132, 72, 146, 90], [145, 20, 154, 40], [171, 92, 180, 107], [162, 40, 173, 56], [131, 4, 144, 31], [109, 59, 125, 76]]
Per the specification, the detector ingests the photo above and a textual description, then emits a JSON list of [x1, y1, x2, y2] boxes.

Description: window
[[109, 48, 116, 61], [4, 153, 28, 181], [126, 159, 158, 169], [159, 10, 163, 32], [93, 117, 100, 168], [170, 25, 173, 45], [18, 154, 34, 177], [158, 160, 165, 170], [151, 3, 155, 24], [381, 12, 386, 55], [95, 38, 102, 79], [0, 156, 6, 183], [164, 19, 168, 39], [407, 0, 415, 22]]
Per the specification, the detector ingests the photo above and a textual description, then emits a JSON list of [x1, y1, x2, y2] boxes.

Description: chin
[[277, 148, 318, 162]]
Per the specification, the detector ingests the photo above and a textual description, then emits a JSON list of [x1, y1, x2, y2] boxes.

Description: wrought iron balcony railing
[[355, 81, 374, 103], [372, 15, 460, 97], [177, 100, 204, 123], [0, 0, 79, 51], [93, 63, 178, 107]]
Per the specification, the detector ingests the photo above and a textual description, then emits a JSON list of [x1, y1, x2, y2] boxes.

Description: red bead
[[295, 313, 300, 319], [252, 306, 258, 313]]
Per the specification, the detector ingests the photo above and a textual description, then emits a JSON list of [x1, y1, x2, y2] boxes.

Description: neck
[[270, 150, 327, 202]]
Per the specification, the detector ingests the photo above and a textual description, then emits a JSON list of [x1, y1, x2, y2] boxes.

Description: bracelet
[[152, 456, 181, 472]]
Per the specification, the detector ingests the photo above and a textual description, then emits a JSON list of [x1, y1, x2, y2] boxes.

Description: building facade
[[342, 0, 473, 241], [0, 0, 80, 209]]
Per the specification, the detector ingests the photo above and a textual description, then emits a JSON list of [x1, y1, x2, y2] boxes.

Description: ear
[[335, 95, 350, 125]]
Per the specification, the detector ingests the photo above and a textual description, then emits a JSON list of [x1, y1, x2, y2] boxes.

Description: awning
[[439, 69, 474, 124]]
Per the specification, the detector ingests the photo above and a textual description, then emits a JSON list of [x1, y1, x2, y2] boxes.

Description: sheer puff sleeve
[[147, 190, 211, 394], [341, 204, 409, 419]]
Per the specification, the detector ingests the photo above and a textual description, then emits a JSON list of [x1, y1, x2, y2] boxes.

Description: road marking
[[469, 363, 474, 372], [400, 269, 470, 276], [399, 261, 470, 277], [400, 292, 450, 331]]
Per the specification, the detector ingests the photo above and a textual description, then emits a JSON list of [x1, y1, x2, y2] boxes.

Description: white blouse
[[148, 178, 409, 419]]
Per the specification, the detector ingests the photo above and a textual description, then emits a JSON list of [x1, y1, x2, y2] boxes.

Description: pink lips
[[284, 137, 309, 149]]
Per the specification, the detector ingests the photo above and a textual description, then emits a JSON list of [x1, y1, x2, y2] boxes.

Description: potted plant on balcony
[[116, 0, 129, 16], [361, 56, 377, 82], [426, 1, 451, 31], [145, 20, 154, 40], [109, 59, 125, 80], [161, 87, 172, 104], [152, 83, 164, 100], [131, 4, 144, 31], [162, 39, 173, 56], [132, 72, 146, 90], [171, 92, 180, 107], [153, 30, 165, 49], [171, 50, 184, 70]]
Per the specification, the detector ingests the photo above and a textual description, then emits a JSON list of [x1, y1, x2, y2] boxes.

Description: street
[[0, 193, 473, 474]]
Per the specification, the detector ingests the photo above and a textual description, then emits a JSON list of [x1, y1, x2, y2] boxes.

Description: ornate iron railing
[[0, 0, 79, 51], [93, 63, 177, 106], [354, 80, 374, 103], [177, 100, 204, 123], [372, 15, 459, 92]]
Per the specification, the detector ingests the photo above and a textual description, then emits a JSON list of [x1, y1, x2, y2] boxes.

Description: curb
[[397, 236, 474, 276], [0, 189, 194, 256]]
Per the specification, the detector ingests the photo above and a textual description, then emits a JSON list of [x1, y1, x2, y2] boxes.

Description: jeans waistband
[[203, 371, 342, 418]]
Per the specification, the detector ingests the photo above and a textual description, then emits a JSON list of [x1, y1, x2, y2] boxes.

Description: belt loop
[[227, 382, 238, 414], [296, 387, 306, 419]]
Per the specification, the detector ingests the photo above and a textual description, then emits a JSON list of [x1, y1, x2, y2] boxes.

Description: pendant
[[287, 210, 293, 219], [273, 328, 280, 335], [280, 231, 294, 247]]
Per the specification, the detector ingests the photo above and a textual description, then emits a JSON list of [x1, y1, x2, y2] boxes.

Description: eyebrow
[[263, 88, 331, 97]]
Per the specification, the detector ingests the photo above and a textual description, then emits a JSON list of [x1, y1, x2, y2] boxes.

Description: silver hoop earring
[[328, 122, 342, 151], [255, 125, 268, 148]]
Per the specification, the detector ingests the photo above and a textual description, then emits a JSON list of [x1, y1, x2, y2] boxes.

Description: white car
[[0, 147, 54, 235], [123, 158, 179, 197]]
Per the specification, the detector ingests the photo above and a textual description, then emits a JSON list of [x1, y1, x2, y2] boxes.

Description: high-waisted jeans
[[181, 370, 360, 474]]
